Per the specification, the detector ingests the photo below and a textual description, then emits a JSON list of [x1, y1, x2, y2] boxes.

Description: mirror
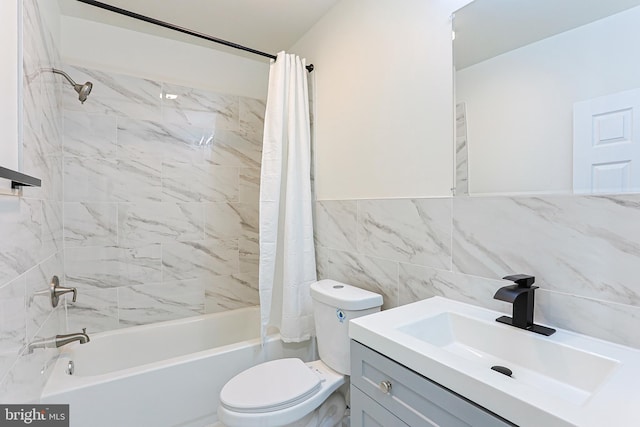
[[454, 0, 640, 195]]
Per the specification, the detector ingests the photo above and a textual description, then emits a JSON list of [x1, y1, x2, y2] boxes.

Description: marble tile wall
[[315, 194, 640, 349], [61, 66, 265, 333], [455, 102, 468, 195], [0, 0, 65, 402]]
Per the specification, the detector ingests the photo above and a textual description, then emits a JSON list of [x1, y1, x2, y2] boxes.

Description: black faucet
[[493, 274, 555, 336]]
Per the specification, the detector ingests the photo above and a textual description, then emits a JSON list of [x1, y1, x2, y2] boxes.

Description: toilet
[[218, 279, 383, 427]]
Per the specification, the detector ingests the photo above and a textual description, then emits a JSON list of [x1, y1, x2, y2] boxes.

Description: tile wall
[[455, 102, 468, 195], [315, 194, 640, 349], [0, 0, 65, 402], [61, 66, 265, 333], [1, 1, 267, 401]]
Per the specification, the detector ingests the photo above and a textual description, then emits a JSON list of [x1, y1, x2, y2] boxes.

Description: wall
[[55, 16, 269, 333], [61, 15, 269, 100], [315, 195, 640, 348], [1, 5, 269, 402], [0, 0, 65, 402], [291, 0, 470, 200], [299, 0, 640, 349], [456, 6, 640, 194], [61, 65, 265, 333], [0, 0, 21, 174]]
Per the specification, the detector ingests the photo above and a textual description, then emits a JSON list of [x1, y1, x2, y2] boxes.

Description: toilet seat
[[220, 358, 321, 413], [218, 360, 346, 427]]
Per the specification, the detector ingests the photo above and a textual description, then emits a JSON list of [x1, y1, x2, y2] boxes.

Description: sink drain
[[491, 365, 512, 377]]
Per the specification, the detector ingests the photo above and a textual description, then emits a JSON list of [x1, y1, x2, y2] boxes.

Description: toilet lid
[[220, 358, 321, 413]]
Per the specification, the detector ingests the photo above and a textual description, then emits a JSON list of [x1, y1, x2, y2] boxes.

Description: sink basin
[[349, 296, 640, 427], [397, 312, 618, 405]]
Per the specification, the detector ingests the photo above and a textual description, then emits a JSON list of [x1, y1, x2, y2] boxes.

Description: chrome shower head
[[73, 81, 93, 104], [51, 68, 93, 104]]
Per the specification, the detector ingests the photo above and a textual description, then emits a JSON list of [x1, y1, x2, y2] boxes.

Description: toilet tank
[[310, 280, 383, 375]]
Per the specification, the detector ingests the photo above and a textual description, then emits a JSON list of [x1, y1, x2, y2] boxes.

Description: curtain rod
[[76, 0, 314, 72]]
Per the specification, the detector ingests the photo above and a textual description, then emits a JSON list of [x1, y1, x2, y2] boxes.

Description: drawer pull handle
[[379, 380, 392, 394]]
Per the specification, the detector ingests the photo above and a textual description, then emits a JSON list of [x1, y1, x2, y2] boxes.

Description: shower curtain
[[259, 51, 316, 343]]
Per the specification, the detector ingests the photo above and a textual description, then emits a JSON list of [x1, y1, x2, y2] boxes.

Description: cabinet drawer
[[351, 340, 514, 427], [351, 386, 410, 427]]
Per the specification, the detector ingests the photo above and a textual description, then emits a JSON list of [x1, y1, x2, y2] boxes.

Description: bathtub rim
[[43, 308, 285, 397], [70, 305, 262, 343]]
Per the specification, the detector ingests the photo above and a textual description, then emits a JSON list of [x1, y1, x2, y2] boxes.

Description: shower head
[[50, 68, 93, 104], [73, 81, 93, 104]]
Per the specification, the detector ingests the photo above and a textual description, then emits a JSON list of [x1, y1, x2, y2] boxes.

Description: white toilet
[[218, 279, 383, 427]]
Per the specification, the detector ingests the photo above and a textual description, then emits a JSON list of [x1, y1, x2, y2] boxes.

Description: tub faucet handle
[[30, 275, 77, 307], [50, 276, 78, 307]]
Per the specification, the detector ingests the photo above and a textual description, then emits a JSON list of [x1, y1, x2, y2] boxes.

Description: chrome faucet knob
[[50, 276, 61, 307], [49, 276, 78, 307]]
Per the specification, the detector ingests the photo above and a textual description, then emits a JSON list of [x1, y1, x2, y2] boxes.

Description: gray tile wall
[[61, 66, 265, 333], [315, 194, 640, 349], [0, 0, 65, 402]]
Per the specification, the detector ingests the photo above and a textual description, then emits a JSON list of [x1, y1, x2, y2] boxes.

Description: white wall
[[0, 0, 21, 173], [60, 15, 269, 99], [61, 0, 473, 199], [292, 0, 471, 200], [456, 6, 640, 194]]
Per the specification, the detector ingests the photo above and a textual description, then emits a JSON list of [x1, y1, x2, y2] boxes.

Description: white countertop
[[349, 296, 640, 427]]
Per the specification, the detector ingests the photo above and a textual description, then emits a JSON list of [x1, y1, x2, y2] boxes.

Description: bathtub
[[41, 306, 315, 427]]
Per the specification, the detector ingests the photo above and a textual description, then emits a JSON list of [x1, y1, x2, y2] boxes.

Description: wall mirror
[[453, 0, 640, 196]]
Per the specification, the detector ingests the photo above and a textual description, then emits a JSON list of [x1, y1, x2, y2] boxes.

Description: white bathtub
[[41, 306, 315, 427]]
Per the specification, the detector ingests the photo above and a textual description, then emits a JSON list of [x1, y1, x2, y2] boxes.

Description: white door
[[573, 88, 640, 194]]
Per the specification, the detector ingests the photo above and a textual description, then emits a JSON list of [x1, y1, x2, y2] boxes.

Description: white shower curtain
[[259, 51, 316, 343]]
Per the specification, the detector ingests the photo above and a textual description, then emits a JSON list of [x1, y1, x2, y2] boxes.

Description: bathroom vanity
[[348, 297, 640, 427], [350, 340, 513, 426]]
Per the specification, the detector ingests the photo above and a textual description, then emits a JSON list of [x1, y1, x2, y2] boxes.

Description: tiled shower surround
[[62, 66, 265, 333], [315, 195, 640, 349], [0, 0, 64, 401]]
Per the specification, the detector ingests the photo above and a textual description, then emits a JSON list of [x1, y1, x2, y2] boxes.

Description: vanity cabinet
[[351, 387, 409, 427], [350, 340, 514, 427]]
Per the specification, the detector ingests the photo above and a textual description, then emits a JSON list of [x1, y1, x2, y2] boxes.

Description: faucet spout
[[494, 284, 536, 328], [493, 284, 536, 304], [25, 328, 90, 354], [493, 274, 555, 336], [55, 328, 90, 347]]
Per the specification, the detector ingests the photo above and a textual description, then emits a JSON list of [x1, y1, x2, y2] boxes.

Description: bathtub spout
[[55, 328, 90, 347], [25, 328, 90, 354]]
